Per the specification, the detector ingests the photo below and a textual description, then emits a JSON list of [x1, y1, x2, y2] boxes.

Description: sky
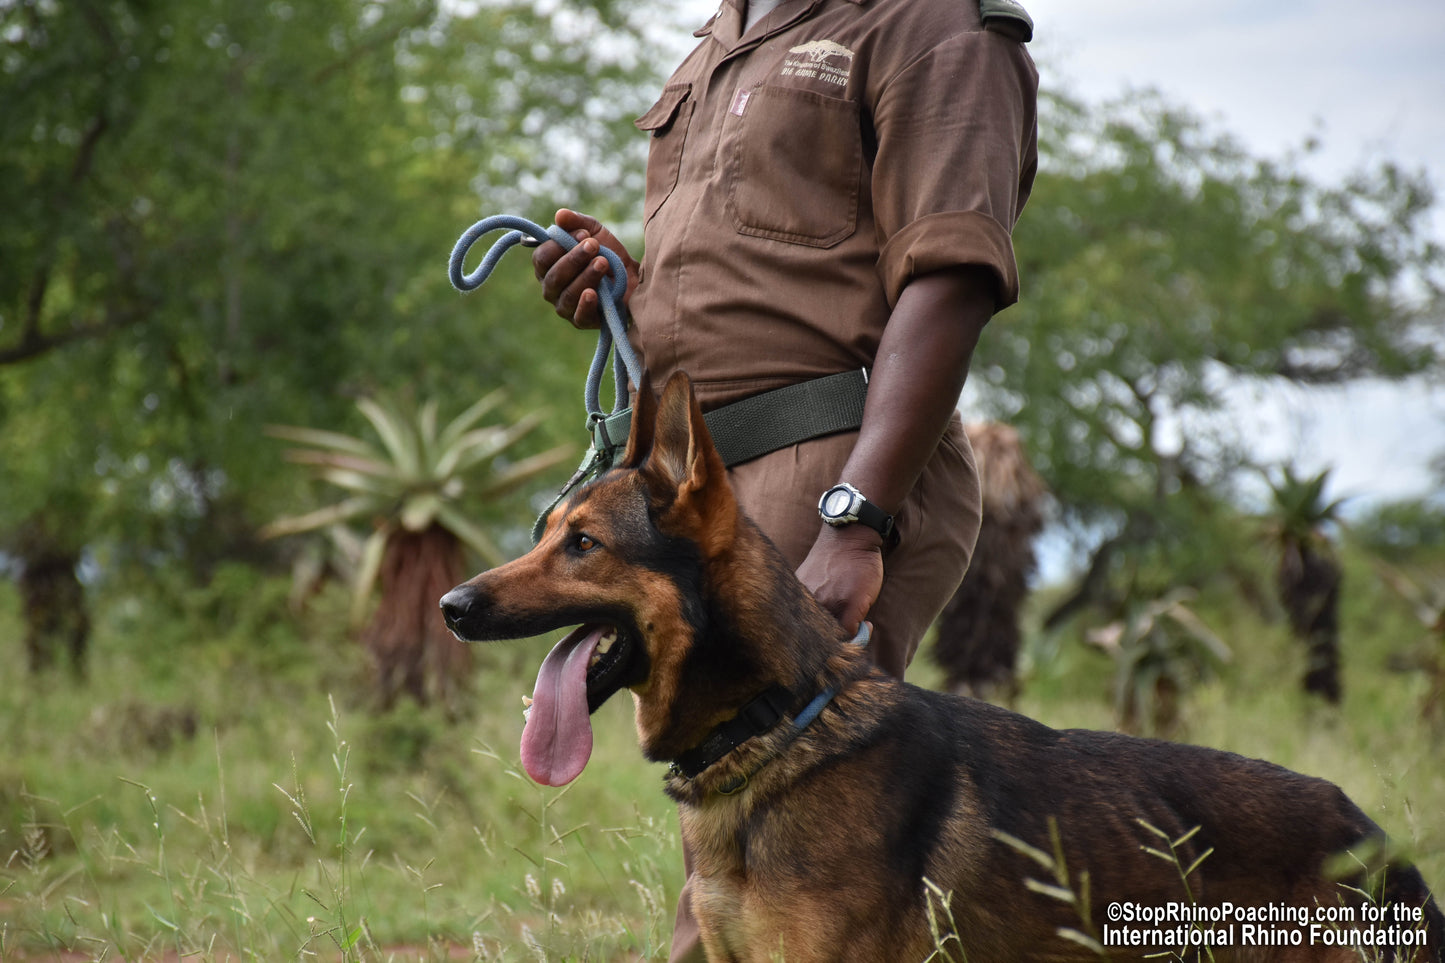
[[1025, 0, 1445, 190], [670, 0, 1445, 509]]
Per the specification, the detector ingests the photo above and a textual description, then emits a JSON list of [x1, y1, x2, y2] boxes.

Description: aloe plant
[[262, 390, 570, 709], [1086, 588, 1232, 736], [1264, 466, 1348, 703], [1374, 560, 1445, 725]]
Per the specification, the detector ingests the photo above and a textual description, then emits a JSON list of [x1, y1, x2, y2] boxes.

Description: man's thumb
[[555, 208, 600, 236]]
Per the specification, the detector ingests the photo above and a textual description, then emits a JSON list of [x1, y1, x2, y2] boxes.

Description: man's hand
[[795, 523, 885, 636], [531, 209, 640, 330]]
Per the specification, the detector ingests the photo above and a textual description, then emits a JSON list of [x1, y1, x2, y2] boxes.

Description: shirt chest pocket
[[635, 83, 695, 225], [725, 85, 862, 248]]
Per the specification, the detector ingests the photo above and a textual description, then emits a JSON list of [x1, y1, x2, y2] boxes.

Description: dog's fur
[[441, 372, 1442, 963]]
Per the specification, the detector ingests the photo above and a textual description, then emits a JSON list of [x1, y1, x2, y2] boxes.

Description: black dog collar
[[668, 625, 870, 783], [671, 685, 795, 780]]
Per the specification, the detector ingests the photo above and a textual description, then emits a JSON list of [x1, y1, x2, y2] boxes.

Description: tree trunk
[[1278, 542, 1343, 704], [364, 525, 472, 712], [18, 537, 89, 677]]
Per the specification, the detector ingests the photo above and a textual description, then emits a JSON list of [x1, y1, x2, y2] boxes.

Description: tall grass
[[1005, 548, 1445, 884], [2, 545, 1443, 959], [0, 566, 677, 960]]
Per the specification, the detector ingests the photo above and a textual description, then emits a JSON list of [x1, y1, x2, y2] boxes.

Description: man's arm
[[795, 265, 995, 634]]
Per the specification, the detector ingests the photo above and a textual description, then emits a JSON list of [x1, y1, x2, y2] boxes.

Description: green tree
[[2, 0, 443, 579], [976, 90, 1443, 621], [1, 0, 663, 670]]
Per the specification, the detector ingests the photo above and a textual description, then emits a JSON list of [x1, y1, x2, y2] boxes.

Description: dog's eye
[[575, 534, 597, 553]]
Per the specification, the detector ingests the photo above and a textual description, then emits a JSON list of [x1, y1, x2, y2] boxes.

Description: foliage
[[1265, 465, 1349, 551], [973, 88, 1443, 611], [0, 0, 662, 587], [4, 0, 424, 559], [264, 391, 570, 619], [0, 573, 680, 959], [3, 546, 1443, 958], [1371, 555, 1445, 726], [1355, 498, 1445, 558], [990, 819, 1104, 957]]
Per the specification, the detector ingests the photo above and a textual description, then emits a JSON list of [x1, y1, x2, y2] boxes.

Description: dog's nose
[[439, 586, 475, 634]]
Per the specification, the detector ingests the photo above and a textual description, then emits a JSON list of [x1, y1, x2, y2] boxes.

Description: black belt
[[590, 368, 869, 468]]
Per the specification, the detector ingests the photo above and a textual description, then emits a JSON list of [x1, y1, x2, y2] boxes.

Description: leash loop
[[448, 214, 643, 421]]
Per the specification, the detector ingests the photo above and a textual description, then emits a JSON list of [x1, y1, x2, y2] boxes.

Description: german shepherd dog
[[441, 372, 1442, 963]]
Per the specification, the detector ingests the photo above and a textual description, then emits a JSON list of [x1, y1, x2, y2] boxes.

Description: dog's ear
[[619, 371, 657, 469], [647, 371, 724, 502]]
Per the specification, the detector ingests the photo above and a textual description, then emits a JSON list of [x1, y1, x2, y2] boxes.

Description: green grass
[[0, 567, 678, 961], [999, 550, 1445, 886], [2, 547, 1442, 960]]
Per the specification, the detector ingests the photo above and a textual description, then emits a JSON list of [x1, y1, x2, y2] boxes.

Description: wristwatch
[[818, 483, 896, 544]]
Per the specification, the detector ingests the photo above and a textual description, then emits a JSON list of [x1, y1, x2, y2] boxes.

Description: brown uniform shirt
[[630, 0, 1039, 411], [627, 0, 1038, 680]]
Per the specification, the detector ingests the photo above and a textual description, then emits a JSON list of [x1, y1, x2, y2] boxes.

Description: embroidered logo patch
[[782, 39, 853, 87]]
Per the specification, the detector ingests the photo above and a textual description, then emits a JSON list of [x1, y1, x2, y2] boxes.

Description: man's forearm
[[836, 265, 995, 519], [793, 265, 996, 640]]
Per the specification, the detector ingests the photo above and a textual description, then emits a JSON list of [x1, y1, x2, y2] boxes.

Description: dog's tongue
[[520, 625, 603, 786]]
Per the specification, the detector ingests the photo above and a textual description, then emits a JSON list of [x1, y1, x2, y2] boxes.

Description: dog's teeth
[[522, 695, 533, 708], [585, 629, 618, 672]]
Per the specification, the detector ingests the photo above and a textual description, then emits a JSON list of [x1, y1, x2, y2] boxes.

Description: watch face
[[822, 487, 855, 519]]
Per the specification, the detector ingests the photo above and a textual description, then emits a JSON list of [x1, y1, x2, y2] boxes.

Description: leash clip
[[588, 410, 616, 452]]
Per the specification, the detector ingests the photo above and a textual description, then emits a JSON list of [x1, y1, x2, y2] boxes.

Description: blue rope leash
[[448, 214, 643, 422], [791, 686, 837, 730]]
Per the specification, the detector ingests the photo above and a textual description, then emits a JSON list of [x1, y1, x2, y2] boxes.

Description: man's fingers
[[553, 252, 612, 330], [532, 229, 591, 282], [539, 237, 599, 301], [574, 288, 599, 328]]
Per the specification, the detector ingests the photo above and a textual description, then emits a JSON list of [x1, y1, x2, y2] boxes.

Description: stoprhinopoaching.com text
[[1104, 900, 1431, 951]]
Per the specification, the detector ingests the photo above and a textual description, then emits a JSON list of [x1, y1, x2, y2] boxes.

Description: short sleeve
[[871, 29, 1038, 310]]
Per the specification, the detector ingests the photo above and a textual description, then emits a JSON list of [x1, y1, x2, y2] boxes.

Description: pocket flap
[[635, 83, 693, 134]]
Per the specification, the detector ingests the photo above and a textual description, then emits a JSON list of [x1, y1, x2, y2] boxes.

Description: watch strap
[[852, 496, 896, 543], [820, 484, 897, 545]]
